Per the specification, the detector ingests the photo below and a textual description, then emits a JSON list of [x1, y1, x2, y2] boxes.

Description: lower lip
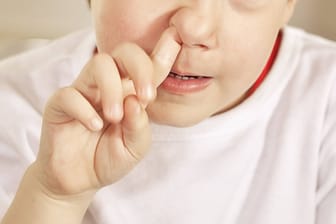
[[159, 74, 213, 94]]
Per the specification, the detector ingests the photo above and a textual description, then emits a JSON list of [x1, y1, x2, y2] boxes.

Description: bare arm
[[1, 27, 181, 224], [1, 165, 94, 224]]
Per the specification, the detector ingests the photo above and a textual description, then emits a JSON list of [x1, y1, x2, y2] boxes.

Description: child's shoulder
[[284, 26, 336, 62], [0, 28, 95, 78], [280, 26, 336, 87]]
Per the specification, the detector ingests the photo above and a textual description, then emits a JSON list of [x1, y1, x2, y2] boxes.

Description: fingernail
[[152, 31, 181, 66], [145, 86, 154, 99], [108, 104, 123, 121], [140, 86, 154, 101], [91, 117, 103, 131]]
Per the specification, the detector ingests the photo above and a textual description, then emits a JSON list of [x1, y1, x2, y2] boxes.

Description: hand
[[33, 27, 181, 197]]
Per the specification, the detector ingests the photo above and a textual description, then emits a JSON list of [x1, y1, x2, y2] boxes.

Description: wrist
[[26, 162, 96, 206], [2, 164, 96, 224]]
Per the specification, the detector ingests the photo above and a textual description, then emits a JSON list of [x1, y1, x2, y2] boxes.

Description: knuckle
[[45, 87, 75, 114], [113, 42, 150, 62], [85, 54, 120, 88], [53, 87, 75, 102], [92, 53, 111, 64], [108, 43, 155, 86], [115, 42, 140, 52], [90, 53, 113, 71]]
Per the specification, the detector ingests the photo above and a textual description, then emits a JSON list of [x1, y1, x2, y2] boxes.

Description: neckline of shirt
[[151, 26, 304, 141]]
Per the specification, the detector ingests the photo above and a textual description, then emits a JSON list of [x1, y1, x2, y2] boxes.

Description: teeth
[[169, 73, 202, 80]]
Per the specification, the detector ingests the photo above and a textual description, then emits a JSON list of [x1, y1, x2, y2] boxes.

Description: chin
[[146, 106, 208, 128], [150, 117, 203, 128]]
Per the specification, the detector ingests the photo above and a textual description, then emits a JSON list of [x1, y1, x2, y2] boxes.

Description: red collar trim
[[246, 31, 282, 97]]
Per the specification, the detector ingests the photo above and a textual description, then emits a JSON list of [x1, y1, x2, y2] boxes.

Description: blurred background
[[0, 0, 335, 59]]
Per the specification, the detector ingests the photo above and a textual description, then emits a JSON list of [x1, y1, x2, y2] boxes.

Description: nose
[[169, 4, 219, 49]]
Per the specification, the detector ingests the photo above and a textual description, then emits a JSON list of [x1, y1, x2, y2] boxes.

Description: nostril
[[193, 44, 208, 49], [169, 8, 217, 50], [181, 42, 213, 50]]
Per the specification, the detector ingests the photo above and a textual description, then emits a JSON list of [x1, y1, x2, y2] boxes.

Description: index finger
[[151, 26, 182, 88]]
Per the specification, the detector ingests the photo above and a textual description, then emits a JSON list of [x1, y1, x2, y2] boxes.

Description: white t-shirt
[[0, 26, 336, 224]]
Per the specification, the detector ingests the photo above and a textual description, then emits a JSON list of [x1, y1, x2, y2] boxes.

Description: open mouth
[[168, 72, 210, 80], [160, 71, 213, 94]]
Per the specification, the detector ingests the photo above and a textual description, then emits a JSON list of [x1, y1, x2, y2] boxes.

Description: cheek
[[94, 3, 168, 54], [94, 10, 144, 52], [214, 28, 278, 99], [223, 10, 281, 71], [221, 29, 275, 70], [229, 0, 285, 13]]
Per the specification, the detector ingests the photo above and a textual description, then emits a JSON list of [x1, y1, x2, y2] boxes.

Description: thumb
[[151, 26, 182, 88], [121, 95, 151, 161]]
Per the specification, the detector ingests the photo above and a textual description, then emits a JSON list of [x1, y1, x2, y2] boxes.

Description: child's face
[[91, 0, 296, 127]]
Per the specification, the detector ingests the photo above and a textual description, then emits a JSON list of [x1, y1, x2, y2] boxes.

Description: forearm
[[1, 164, 95, 224]]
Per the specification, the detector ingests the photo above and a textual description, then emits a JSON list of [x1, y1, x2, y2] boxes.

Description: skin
[[1, 0, 296, 223], [93, 0, 296, 126]]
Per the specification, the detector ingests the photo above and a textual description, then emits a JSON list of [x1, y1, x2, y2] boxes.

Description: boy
[[1, 0, 336, 223]]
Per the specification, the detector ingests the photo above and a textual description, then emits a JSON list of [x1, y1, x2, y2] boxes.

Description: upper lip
[[169, 54, 215, 78], [170, 69, 212, 78]]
